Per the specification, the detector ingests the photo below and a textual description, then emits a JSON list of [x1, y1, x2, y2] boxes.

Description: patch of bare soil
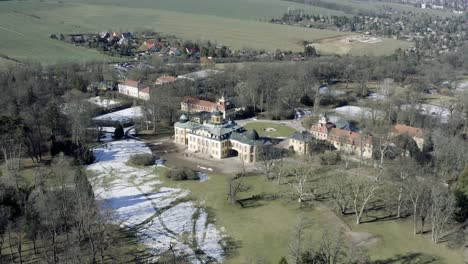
[[347, 231, 380, 249]]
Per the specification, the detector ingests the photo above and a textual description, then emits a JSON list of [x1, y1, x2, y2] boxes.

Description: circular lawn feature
[[243, 122, 296, 138]]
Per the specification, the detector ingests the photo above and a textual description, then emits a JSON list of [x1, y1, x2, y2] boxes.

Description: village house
[[118, 80, 151, 101], [174, 109, 265, 163], [391, 124, 425, 150], [310, 116, 374, 158], [181, 96, 236, 120]]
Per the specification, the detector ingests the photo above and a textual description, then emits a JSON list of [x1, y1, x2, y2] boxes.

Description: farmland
[[0, 0, 411, 64]]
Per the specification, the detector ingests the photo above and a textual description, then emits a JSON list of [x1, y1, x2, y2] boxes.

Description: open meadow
[[160, 166, 465, 263], [0, 0, 411, 64]]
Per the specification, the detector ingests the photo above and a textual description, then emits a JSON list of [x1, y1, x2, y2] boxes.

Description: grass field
[[298, 0, 457, 18], [159, 171, 342, 263], [244, 122, 297, 138], [159, 168, 465, 263], [0, 0, 411, 64]]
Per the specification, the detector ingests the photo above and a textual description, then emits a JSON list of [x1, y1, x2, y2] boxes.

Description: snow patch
[[88, 96, 120, 109], [87, 140, 224, 262], [93, 106, 144, 123]]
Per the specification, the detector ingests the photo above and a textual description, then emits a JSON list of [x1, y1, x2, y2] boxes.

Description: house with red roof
[[118, 80, 151, 101], [391, 124, 425, 149], [310, 115, 374, 158], [181, 96, 236, 120]]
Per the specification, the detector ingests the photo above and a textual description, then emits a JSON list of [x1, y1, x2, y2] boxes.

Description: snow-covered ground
[[319, 86, 346, 96], [402, 103, 452, 123], [334, 105, 383, 119], [367, 93, 387, 100], [88, 96, 121, 109], [87, 140, 225, 263], [457, 81, 468, 92], [93, 106, 144, 123]]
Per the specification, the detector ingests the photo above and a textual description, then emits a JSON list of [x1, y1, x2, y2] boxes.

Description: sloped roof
[[121, 80, 139, 88], [393, 124, 424, 138], [139, 86, 151, 94], [182, 96, 232, 111], [291, 131, 312, 142]]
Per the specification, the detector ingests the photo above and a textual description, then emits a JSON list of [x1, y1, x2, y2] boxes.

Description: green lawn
[[158, 167, 465, 263], [244, 122, 297, 138], [0, 0, 411, 64], [159, 171, 337, 263], [346, 217, 465, 263]]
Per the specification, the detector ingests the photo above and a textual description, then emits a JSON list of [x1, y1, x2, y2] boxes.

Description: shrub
[[165, 167, 199, 181], [113, 124, 124, 139], [128, 153, 155, 166], [319, 151, 341, 165]]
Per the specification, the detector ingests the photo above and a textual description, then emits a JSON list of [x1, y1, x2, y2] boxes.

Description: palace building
[[174, 108, 265, 163]]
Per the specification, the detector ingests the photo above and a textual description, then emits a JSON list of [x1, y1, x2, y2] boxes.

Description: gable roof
[[139, 86, 150, 94], [121, 80, 139, 88], [393, 124, 424, 138]]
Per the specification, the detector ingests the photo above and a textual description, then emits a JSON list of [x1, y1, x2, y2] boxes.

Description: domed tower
[[211, 107, 223, 124], [179, 114, 189, 123], [245, 129, 259, 141]]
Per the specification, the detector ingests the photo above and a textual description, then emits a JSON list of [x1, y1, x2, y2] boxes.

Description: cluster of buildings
[[310, 115, 425, 159], [117, 69, 222, 101], [173, 101, 426, 163]]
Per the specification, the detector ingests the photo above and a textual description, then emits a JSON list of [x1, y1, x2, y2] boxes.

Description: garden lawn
[[244, 122, 297, 138]]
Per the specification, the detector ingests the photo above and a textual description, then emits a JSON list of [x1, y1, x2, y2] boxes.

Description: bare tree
[[430, 187, 456, 243], [226, 160, 249, 205], [287, 166, 315, 203], [387, 158, 419, 218], [316, 225, 347, 264], [348, 168, 382, 224], [326, 172, 351, 215], [257, 145, 284, 180], [288, 214, 311, 264], [272, 158, 289, 185]]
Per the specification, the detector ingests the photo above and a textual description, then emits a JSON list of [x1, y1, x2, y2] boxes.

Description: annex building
[[174, 108, 265, 163]]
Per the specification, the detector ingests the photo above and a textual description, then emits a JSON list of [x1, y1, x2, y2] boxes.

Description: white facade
[[118, 84, 139, 98]]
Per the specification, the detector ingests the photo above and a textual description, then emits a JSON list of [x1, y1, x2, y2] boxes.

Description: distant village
[[52, 31, 317, 63]]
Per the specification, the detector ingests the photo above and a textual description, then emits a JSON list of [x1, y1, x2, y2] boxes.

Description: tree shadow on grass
[[237, 192, 280, 208], [221, 236, 242, 260], [373, 252, 440, 264]]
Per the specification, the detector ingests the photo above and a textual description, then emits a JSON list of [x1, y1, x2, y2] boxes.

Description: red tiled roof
[[121, 80, 139, 88], [181, 97, 235, 112], [311, 123, 373, 145], [182, 96, 216, 109], [329, 128, 373, 145], [393, 124, 423, 138], [140, 86, 150, 94], [156, 75, 177, 85]]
